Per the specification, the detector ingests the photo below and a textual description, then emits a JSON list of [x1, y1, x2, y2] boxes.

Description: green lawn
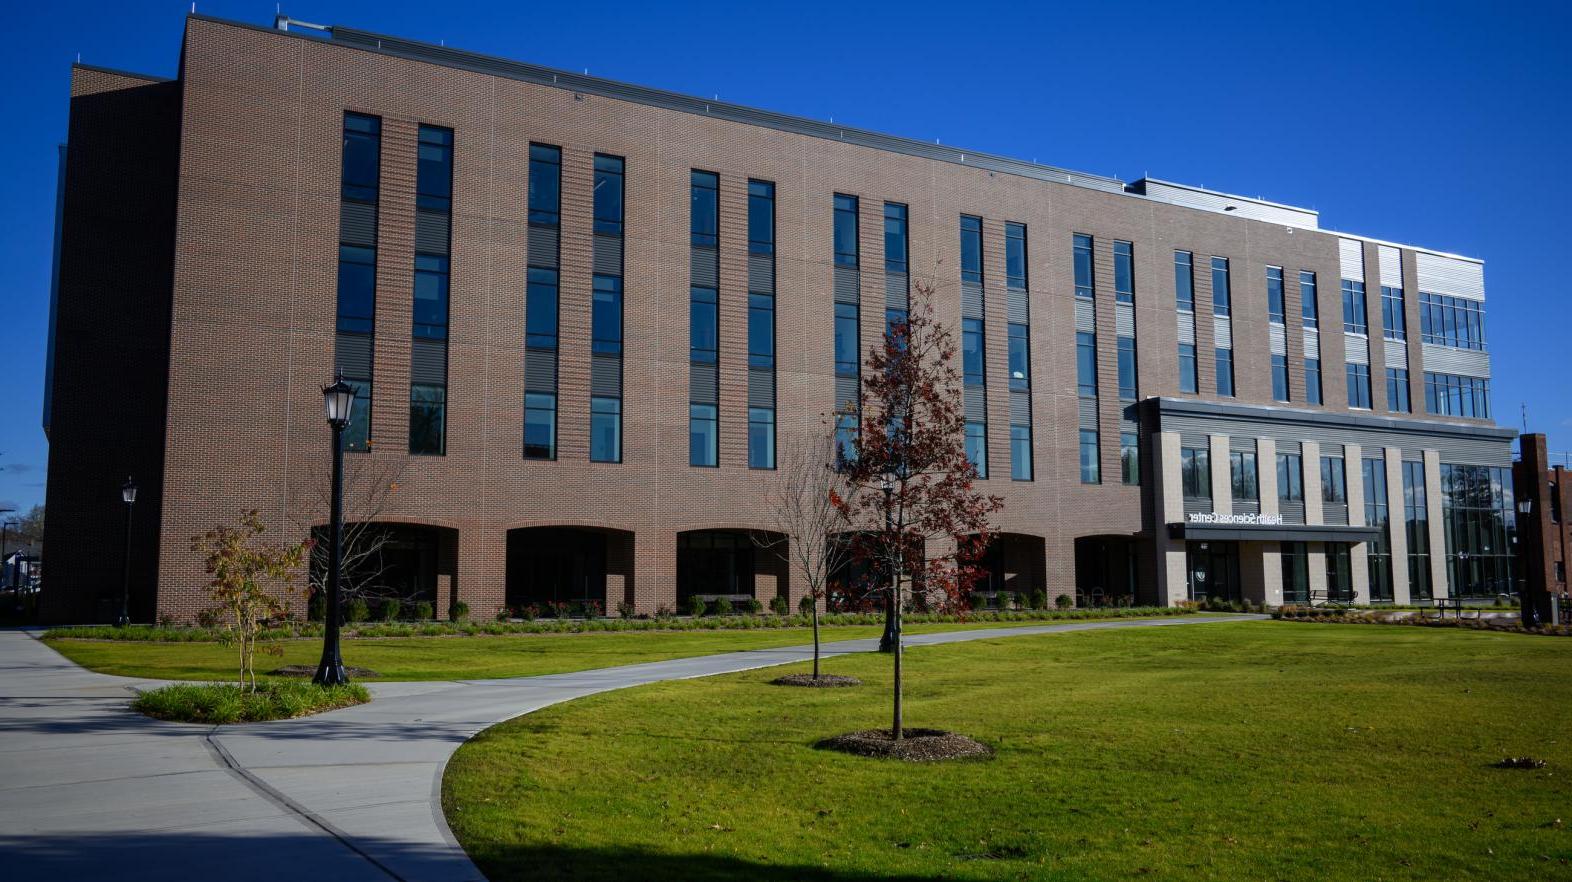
[[43, 620, 1100, 682], [443, 621, 1572, 882]]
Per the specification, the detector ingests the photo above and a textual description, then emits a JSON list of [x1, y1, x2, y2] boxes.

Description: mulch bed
[[771, 673, 862, 688], [269, 664, 382, 678], [816, 728, 992, 762]]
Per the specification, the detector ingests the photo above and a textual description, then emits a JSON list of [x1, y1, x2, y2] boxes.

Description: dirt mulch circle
[[771, 673, 862, 688], [816, 728, 993, 762], [269, 664, 382, 678]]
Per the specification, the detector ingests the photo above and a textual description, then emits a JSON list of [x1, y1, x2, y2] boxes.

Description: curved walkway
[[0, 614, 1262, 881]]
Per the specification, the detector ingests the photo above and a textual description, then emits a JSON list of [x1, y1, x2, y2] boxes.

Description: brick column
[[636, 528, 678, 615], [1424, 450, 1449, 599], [1303, 441, 1324, 525], [1346, 443, 1369, 603], [1210, 434, 1232, 515], [456, 525, 504, 620], [1154, 431, 1188, 606], [1385, 448, 1411, 604]]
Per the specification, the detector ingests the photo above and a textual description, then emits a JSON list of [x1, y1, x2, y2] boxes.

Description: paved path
[[0, 614, 1263, 881]]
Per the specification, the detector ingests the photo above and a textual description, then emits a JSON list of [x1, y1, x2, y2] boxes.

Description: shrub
[[656, 604, 676, 620], [345, 597, 370, 622], [414, 601, 434, 621], [449, 600, 470, 622], [770, 595, 789, 616], [745, 598, 764, 615], [616, 600, 638, 619], [495, 606, 513, 622], [520, 603, 540, 621], [968, 591, 988, 610], [997, 590, 1015, 610], [380, 598, 401, 622], [1028, 590, 1047, 610], [713, 597, 735, 616], [1055, 593, 1074, 609], [583, 600, 604, 619], [132, 680, 370, 724], [687, 596, 707, 618], [548, 600, 572, 619], [799, 595, 817, 616]]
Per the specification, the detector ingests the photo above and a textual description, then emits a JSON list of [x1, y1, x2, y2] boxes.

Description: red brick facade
[[43, 16, 1499, 622]]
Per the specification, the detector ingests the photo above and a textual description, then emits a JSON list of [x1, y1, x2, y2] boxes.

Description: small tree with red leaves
[[832, 281, 1003, 741]]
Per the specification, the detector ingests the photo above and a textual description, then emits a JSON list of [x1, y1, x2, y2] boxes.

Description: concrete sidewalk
[[0, 614, 1262, 881]]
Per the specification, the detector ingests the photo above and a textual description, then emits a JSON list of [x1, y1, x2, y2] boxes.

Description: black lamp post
[[877, 472, 898, 653], [116, 478, 136, 626], [313, 377, 355, 686]]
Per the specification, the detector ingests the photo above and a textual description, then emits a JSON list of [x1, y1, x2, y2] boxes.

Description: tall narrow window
[[592, 275, 622, 355], [1277, 453, 1304, 502], [409, 124, 453, 456], [590, 398, 620, 463], [748, 180, 776, 470], [524, 269, 559, 461], [1346, 363, 1372, 409], [1182, 447, 1211, 500], [1272, 354, 1290, 402], [1114, 241, 1134, 303], [1076, 332, 1097, 397], [748, 179, 775, 255], [960, 215, 983, 285], [963, 319, 985, 386], [1403, 460, 1432, 600], [1080, 430, 1100, 484], [1007, 323, 1029, 391], [1074, 234, 1094, 299], [526, 269, 559, 349], [525, 392, 557, 460], [1341, 280, 1368, 334], [691, 171, 718, 247], [593, 154, 624, 235], [1010, 425, 1032, 481], [1267, 266, 1285, 324], [335, 112, 380, 453], [748, 408, 775, 470], [1381, 286, 1406, 341], [689, 404, 718, 467], [835, 303, 859, 377], [1117, 336, 1137, 401], [1216, 348, 1235, 397], [1005, 222, 1028, 289], [1179, 343, 1198, 394], [1211, 257, 1231, 317], [690, 286, 718, 364], [884, 202, 907, 274], [833, 194, 859, 267], [1386, 367, 1410, 413], [1364, 457, 1393, 601], [1305, 359, 1323, 405], [1300, 271, 1319, 328], [965, 422, 987, 477], [528, 144, 561, 226], [1321, 455, 1347, 504], [1120, 432, 1140, 485], [1175, 251, 1195, 312], [1230, 451, 1259, 503]]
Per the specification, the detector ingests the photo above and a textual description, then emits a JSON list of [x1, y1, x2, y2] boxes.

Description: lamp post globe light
[[116, 478, 136, 627], [314, 377, 355, 687]]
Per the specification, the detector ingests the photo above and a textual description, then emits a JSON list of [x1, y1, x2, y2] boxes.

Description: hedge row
[[1272, 607, 1568, 636], [44, 605, 1196, 643]]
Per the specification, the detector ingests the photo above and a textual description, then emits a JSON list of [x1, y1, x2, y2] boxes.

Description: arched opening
[[308, 522, 458, 615], [968, 532, 1047, 609], [506, 527, 634, 614], [827, 532, 928, 612], [676, 529, 786, 608], [1075, 535, 1140, 607]]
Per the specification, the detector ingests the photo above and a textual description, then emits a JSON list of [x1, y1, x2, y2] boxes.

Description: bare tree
[[291, 452, 410, 611], [755, 428, 854, 680]]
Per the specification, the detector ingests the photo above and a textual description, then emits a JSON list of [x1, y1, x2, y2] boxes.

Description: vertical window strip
[[336, 112, 380, 452], [749, 180, 777, 469], [410, 124, 453, 456]]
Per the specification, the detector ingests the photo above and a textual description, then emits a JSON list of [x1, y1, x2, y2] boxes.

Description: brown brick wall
[[42, 17, 1501, 621]]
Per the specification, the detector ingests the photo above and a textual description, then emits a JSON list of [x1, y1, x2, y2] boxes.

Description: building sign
[[1187, 512, 1284, 527]]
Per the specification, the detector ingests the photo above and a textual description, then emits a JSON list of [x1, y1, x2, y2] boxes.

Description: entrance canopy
[[1167, 522, 1380, 543]]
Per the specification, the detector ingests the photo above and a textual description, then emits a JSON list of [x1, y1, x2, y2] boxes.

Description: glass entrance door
[[1187, 541, 1241, 603], [1325, 542, 1354, 604]]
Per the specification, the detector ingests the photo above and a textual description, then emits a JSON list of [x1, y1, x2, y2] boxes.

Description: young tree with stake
[[833, 282, 1002, 741]]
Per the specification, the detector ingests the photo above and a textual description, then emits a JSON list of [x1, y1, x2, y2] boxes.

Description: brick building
[[42, 14, 1518, 623], [1514, 434, 1570, 622]]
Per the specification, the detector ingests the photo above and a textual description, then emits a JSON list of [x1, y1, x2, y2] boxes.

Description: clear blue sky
[[2, 0, 1568, 514]]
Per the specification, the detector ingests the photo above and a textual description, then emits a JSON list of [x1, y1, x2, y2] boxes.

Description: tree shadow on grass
[[469, 842, 959, 882]]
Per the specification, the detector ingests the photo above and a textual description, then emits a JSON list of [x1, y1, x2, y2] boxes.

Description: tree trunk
[[891, 593, 903, 741], [811, 600, 821, 679]]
